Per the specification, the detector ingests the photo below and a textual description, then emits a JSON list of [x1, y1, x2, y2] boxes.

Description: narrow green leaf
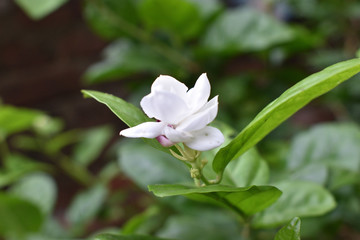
[[81, 90, 170, 153], [252, 181, 336, 228], [213, 58, 360, 175], [274, 217, 301, 240], [148, 184, 281, 216], [15, 0, 68, 20], [82, 90, 148, 126], [95, 233, 173, 240]]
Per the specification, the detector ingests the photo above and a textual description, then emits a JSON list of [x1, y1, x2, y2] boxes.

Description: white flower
[[120, 73, 224, 151]]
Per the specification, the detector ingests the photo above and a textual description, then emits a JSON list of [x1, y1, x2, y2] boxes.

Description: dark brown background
[[0, 0, 128, 129]]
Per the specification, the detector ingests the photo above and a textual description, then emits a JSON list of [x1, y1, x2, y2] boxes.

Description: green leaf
[[73, 125, 113, 166], [252, 181, 336, 228], [121, 206, 160, 235], [82, 90, 148, 126], [274, 217, 301, 240], [83, 0, 139, 40], [81, 90, 170, 153], [0, 193, 43, 237], [95, 233, 173, 240], [0, 154, 50, 188], [10, 173, 57, 216], [84, 40, 175, 84], [212, 58, 360, 175], [32, 115, 64, 136], [14, 0, 68, 20], [148, 184, 281, 216], [66, 185, 107, 233], [225, 148, 269, 187], [288, 123, 360, 171], [157, 209, 242, 240], [44, 129, 81, 155], [187, 0, 223, 19], [286, 123, 360, 188], [202, 7, 294, 54], [0, 105, 43, 137], [118, 140, 190, 189], [139, 0, 202, 40]]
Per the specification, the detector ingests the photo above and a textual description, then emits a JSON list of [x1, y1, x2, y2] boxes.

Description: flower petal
[[177, 96, 218, 132], [185, 126, 224, 151], [156, 135, 175, 147], [152, 75, 188, 99], [186, 73, 211, 113], [164, 126, 193, 143], [140, 91, 190, 124], [120, 121, 165, 138]]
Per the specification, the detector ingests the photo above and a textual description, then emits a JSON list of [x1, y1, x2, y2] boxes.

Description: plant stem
[[57, 154, 96, 187], [242, 222, 251, 240]]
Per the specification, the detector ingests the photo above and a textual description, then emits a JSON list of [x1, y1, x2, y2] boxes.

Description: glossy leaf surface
[[149, 184, 281, 216], [253, 181, 336, 228], [213, 58, 360, 175], [274, 217, 301, 240]]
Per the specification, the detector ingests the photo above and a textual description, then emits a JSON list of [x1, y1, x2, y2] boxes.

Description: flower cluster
[[120, 73, 224, 151]]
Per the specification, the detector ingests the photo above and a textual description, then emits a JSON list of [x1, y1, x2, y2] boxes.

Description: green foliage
[[14, 0, 68, 20], [66, 184, 108, 234], [0, 105, 43, 137], [73, 125, 113, 166], [202, 7, 294, 54], [149, 184, 281, 216], [274, 217, 301, 240], [156, 209, 242, 240], [95, 233, 173, 240], [139, 0, 202, 41], [6, 1, 360, 239], [225, 148, 270, 187], [0, 154, 50, 188], [84, 40, 175, 83], [118, 140, 190, 189], [82, 90, 149, 127], [288, 123, 360, 172], [252, 181, 336, 228], [82, 90, 171, 153], [10, 173, 57, 216], [212, 58, 360, 176], [0, 193, 43, 238], [83, 0, 140, 40]]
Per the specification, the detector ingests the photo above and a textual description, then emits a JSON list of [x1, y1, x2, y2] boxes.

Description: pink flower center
[[156, 135, 174, 147]]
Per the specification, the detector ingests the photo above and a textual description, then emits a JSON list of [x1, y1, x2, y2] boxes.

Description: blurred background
[[1, 0, 360, 239]]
